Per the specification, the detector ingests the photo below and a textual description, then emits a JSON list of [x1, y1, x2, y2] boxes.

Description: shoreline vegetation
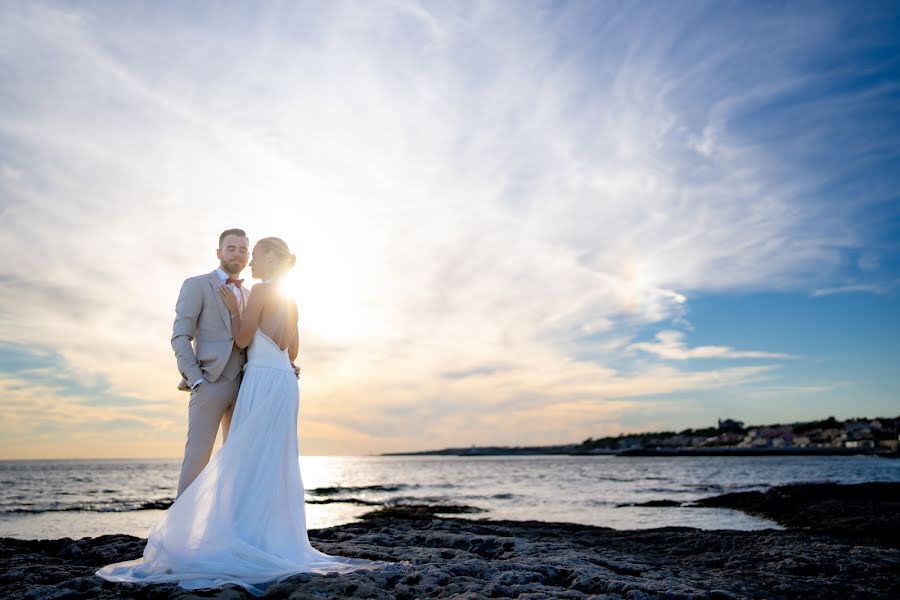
[[382, 414, 900, 457], [2, 482, 898, 598]]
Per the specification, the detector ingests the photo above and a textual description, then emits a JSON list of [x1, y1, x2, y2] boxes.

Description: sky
[[0, 1, 898, 459]]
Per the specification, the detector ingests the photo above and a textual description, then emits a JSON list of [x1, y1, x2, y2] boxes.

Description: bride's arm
[[221, 283, 268, 349], [288, 319, 299, 363]]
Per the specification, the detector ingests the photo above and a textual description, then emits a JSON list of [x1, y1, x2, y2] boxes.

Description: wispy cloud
[[629, 331, 793, 361], [811, 279, 900, 297], [0, 345, 181, 459], [0, 1, 897, 457]]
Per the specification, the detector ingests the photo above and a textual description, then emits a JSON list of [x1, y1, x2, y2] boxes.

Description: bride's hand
[[218, 285, 240, 316]]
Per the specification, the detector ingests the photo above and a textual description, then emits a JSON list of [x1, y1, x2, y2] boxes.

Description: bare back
[[257, 290, 298, 351]]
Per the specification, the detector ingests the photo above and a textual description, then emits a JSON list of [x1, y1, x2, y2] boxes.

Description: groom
[[172, 228, 251, 498]]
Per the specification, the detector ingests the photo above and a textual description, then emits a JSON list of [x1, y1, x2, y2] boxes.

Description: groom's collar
[[214, 267, 246, 288]]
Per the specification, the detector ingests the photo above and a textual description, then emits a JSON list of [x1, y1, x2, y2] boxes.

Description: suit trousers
[[176, 375, 241, 498]]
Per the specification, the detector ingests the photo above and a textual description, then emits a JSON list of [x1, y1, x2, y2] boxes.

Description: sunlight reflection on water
[[2, 454, 897, 539]]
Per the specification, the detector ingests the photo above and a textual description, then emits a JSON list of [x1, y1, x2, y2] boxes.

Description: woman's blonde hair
[[256, 237, 296, 275]]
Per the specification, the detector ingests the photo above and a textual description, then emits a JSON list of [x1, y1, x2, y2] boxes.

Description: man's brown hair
[[218, 228, 248, 248]]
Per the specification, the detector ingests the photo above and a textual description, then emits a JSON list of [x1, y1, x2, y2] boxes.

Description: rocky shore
[[1, 482, 898, 599], [693, 481, 900, 545]]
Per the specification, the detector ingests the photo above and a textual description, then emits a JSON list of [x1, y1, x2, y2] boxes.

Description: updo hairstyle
[[256, 237, 296, 275]]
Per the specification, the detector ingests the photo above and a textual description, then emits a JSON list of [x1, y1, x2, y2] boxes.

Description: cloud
[[0, 1, 897, 456], [628, 331, 792, 361], [0, 348, 182, 459], [441, 362, 517, 380], [858, 254, 880, 272], [811, 279, 900, 297]]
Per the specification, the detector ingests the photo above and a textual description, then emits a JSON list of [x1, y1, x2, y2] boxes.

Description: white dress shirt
[[216, 267, 244, 305]]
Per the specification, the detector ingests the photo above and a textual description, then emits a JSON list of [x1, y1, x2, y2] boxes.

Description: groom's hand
[[292, 362, 301, 379]]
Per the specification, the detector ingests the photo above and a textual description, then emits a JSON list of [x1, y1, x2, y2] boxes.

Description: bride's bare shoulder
[[251, 283, 295, 311], [248, 282, 279, 300]]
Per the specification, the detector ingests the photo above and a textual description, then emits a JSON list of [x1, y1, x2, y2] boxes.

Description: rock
[[1, 491, 898, 598], [693, 481, 900, 545]]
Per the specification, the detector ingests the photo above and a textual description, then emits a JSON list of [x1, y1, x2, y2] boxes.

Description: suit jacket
[[172, 270, 250, 391]]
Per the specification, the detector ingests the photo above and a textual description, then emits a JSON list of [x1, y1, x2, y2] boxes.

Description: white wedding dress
[[96, 328, 394, 596]]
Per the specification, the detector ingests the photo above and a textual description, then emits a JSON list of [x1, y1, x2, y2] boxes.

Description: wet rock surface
[[1, 483, 898, 599], [692, 481, 900, 545]]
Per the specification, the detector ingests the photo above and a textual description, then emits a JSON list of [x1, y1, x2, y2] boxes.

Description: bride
[[96, 237, 396, 595]]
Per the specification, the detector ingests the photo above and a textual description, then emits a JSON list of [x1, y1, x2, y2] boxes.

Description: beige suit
[[171, 270, 249, 498]]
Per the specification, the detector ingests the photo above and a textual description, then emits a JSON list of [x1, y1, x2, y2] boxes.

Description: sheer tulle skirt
[[96, 331, 395, 596]]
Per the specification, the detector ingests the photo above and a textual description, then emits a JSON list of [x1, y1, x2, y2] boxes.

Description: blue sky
[[0, 1, 898, 458]]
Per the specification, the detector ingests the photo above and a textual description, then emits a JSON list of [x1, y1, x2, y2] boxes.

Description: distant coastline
[[381, 446, 896, 457], [382, 414, 900, 457]]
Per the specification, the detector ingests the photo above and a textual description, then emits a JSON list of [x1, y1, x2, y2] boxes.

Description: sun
[[251, 198, 385, 344], [281, 249, 375, 344]]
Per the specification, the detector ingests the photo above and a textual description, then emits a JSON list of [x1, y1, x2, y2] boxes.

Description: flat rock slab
[[693, 481, 900, 545], [2, 505, 898, 599]]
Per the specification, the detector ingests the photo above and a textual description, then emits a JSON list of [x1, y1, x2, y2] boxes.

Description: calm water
[[2, 455, 898, 540]]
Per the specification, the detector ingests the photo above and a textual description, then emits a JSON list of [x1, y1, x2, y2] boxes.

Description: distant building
[[805, 428, 842, 447], [793, 435, 811, 448], [618, 437, 642, 449], [844, 423, 872, 445], [874, 429, 899, 452], [878, 438, 899, 451], [739, 426, 794, 448], [845, 439, 875, 449], [703, 432, 742, 446], [844, 421, 871, 436]]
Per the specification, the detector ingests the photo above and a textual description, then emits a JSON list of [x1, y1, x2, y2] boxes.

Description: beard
[[220, 259, 244, 275]]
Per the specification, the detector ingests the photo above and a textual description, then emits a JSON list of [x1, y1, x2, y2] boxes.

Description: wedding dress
[[96, 328, 394, 595]]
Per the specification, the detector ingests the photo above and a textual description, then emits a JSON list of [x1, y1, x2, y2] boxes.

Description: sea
[[2, 454, 898, 540]]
